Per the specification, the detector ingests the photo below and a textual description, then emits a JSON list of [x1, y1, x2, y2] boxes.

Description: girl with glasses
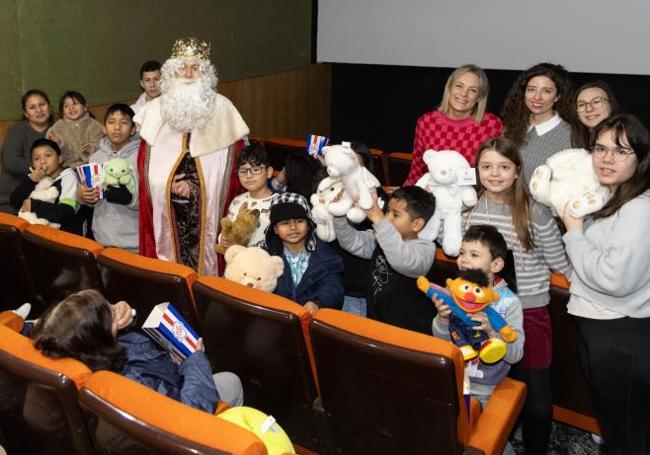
[[571, 81, 620, 149], [558, 114, 650, 454]]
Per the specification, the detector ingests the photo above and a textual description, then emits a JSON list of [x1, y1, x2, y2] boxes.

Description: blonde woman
[[404, 64, 502, 185]]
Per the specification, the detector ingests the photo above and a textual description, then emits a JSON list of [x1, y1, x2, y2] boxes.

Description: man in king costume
[[135, 37, 249, 275]]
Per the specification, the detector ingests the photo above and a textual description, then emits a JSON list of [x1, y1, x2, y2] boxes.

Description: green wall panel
[[0, 0, 311, 120], [0, 0, 21, 117]]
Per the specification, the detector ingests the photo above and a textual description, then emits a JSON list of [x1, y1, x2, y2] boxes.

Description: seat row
[[252, 135, 412, 187], [0, 212, 524, 454], [254, 135, 603, 436], [0, 311, 275, 455]]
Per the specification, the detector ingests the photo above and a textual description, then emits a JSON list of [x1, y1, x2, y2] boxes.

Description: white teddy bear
[[415, 149, 477, 257], [223, 246, 285, 292], [18, 177, 61, 228], [323, 142, 381, 224], [529, 148, 610, 218], [310, 176, 345, 242]]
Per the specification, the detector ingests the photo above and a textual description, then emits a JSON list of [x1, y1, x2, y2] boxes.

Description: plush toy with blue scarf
[[417, 269, 517, 363]]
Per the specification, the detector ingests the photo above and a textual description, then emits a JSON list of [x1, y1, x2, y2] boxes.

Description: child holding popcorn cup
[[77, 104, 140, 250]]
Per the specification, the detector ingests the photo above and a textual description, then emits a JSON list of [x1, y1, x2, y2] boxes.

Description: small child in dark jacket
[[265, 192, 344, 313], [32, 289, 243, 412]]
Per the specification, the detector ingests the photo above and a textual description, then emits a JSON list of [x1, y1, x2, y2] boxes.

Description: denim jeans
[[341, 296, 367, 317]]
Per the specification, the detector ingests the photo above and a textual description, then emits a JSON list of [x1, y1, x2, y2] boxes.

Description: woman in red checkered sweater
[[404, 65, 503, 186]]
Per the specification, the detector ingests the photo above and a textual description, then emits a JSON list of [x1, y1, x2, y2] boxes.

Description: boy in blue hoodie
[[77, 104, 140, 251], [431, 225, 524, 407], [265, 192, 344, 313]]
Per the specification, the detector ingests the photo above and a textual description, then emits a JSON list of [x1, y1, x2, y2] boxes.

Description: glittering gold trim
[[166, 134, 188, 262], [217, 142, 237, 237], [195, 156, 207, 275], [171, 37, 210, 60]]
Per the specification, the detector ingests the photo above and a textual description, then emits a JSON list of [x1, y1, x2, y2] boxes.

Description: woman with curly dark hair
[[501, 63, 575, 184]]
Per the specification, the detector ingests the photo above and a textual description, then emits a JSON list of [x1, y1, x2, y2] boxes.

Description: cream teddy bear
[[18, 177, 61, 228], [415, 149, 477, 256], [223, 246, 285, 292], [323, 142, 380, 224], [310, 176, 345, 242], [529, 148, 610, 218]]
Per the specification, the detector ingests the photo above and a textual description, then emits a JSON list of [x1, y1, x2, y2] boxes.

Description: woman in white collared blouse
[[501, 63, 576, 184]]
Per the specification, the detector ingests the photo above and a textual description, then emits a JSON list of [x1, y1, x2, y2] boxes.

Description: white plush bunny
[[323, 142, 380, 224], [310, 176, 345, 242], [18, 177, 61, 228], [415, 150, 477, 256], [529, 148, 610, 218]]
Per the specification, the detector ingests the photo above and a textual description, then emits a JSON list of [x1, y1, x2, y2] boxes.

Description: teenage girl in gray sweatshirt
[[558, 114, 650, 455]]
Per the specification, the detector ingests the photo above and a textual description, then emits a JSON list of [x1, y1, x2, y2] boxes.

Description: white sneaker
[[12, 303, 32, 320]]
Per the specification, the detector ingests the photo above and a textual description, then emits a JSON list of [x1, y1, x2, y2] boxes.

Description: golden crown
[[170, 37, 211, 60]]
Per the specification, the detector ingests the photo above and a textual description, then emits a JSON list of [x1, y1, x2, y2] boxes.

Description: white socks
[[12, 303, 31, 320]]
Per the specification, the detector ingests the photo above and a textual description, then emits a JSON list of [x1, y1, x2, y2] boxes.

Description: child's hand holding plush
[[363, 194, 385, 224], [102, 157, 135, 205], [105, 185, 133, 205]]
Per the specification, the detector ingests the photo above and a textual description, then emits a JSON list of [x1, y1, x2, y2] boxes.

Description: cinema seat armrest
[[214, 400, 230, 415], [466, 377, 526, 455], [0, 311, 24, 332]]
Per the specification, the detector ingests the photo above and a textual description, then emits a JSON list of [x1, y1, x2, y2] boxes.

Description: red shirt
[[404, 110, 503, 186]]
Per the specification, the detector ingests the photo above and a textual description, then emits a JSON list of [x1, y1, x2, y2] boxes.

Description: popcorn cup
[[75, 163, 104, 199], [306, 133, 329, 158]]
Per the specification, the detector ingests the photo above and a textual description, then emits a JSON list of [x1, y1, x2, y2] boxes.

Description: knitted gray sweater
[[520, 119, 572, 184]]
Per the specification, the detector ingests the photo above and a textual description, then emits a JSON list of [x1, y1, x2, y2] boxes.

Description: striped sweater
[[464, 196, 569, 309]]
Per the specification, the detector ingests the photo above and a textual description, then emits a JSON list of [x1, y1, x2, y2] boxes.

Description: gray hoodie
[[87, 135, 140, 251], [564, 190, 650, 318]]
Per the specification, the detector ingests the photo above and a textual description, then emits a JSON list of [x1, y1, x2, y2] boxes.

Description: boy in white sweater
[[222, 144, 275, 248]]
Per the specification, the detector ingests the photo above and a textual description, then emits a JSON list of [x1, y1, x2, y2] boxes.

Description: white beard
[[160, 77, 217, 132]]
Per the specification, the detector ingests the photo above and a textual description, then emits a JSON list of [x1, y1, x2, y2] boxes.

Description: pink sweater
[[404, 110, 503, 186]]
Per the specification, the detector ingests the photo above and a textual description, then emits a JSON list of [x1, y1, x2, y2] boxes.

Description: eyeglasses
[[576, 97, 608, 112], [592, 144, 635, 162], [238, 165, 266, 176]]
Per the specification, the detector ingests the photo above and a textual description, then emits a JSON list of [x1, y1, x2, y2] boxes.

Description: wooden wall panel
[[1, 64, 331, 147], [220, 64, 331, 140]]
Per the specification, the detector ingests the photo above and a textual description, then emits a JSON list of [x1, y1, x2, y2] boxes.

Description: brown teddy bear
[[215, 204, 260, 255]]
